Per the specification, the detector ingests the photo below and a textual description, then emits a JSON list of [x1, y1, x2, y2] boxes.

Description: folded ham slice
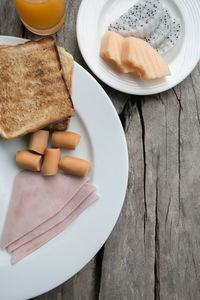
[[1, 171, 88, 249], [11, 192, 98, 264], [7, 183, 96, 252]]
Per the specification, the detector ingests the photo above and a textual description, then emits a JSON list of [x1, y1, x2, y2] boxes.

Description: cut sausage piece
[[28, 130, 49, 155], [1, 171, 88, 249], [16, 151, 42, 172], [51, 131, 81, 150], [7, 183, 96, 252], [59, 156, 91, 177], [41, 148, 61, 176], [11, 192, 98, 264]]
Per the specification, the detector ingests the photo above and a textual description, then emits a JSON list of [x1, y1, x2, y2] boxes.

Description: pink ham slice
[[11, 192, 98, 264], [7, 183, 96, 252], [1, 171, 88, 249]]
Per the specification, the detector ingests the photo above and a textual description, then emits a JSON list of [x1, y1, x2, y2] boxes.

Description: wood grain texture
[[141, 90, 180, 300], [1, 0, 200, 299], [139, 64, 200, 300], [0, 0, 22, 36], [98, 61, 200, 300], [99, 99, 155, 300]]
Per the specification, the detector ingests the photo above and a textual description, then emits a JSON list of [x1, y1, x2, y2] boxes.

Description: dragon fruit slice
[[144, 8, 172, 48], [156, 19, 181, 55], [109, 0, 163, 39]]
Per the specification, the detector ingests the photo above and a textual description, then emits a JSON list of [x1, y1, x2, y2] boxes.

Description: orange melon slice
[[100, 31, 171, 80], [121, 36, 171, 79], [100, 31, 131, 73]]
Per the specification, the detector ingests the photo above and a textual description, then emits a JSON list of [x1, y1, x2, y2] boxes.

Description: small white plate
[[0, 36, 128, 300], [77, 0, 200, 95]]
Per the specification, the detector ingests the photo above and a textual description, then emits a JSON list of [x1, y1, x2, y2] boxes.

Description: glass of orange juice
[[13, 0, 66, 35]]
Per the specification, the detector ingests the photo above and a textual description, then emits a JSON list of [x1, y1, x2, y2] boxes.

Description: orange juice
[[13, 0, 66, 35]]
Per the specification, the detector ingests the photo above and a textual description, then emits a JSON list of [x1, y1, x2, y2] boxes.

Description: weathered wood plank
[[99, 98, 155, 300], [99, 62, 200, 300], [164, 64, 200, 299], [141, 89, 180, 300], [0, 0, 22, 36], [135, 62, 200, 300]]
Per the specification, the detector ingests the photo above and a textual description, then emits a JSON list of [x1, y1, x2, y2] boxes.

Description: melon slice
[[100, 31, 131, 73], [100, 31, 171, 80], [121, 36, 171, 79]]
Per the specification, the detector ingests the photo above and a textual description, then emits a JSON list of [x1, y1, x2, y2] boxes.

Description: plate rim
[[0, 35, 129, 300]]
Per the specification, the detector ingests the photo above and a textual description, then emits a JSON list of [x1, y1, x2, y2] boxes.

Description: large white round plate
[[77, 0, 200, 95], [0, 36, 128, 300]]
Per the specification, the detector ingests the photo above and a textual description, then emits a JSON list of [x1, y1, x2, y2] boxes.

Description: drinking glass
[[13, 0, 66, 35]]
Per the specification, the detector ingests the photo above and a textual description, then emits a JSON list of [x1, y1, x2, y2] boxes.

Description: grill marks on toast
[[0, 37, 75, 139]]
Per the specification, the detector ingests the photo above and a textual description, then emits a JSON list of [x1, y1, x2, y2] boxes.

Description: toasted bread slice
[[0, 45, 8, 49], [47, 46, 74, 131], [0, 44, 74, 132], [58, 46, 74, 95], [0, 37, 75, 139]]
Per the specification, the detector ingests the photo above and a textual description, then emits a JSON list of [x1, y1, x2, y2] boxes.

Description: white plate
[[0, 36, 128, 300], [77, 0, 200, 95]]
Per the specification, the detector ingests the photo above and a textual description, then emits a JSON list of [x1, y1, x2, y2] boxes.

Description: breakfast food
[[108, 0, 181, 54], [7, 183, 96, 253], [0, 37, 74, 139], [144, 8, 172, 48], [109, 0, 162, 38], [100, 31, 126, 72], [0, 44, 74, 132], [16, 150, 42, 172], [157, 19, 181, 55], [28, 130, 49, 155], [121, 36, 170, 79], [0, 36, 97, 264], [100, 31, 170, 79], [1, 171, 88, 249], [41, 148, 61, 176], [11, 192, 98, 264], [59, 156, 91, 177], [0, 45, 8, 49], [57, 46, 74, 96], [1, 171, 97, 264], [51, 131, 81, 150], [47, 46, 74, 131], [16, 127, 90, 177]]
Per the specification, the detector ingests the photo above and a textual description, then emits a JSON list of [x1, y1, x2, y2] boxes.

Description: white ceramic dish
[[0, 36, 128, 300], [77, 0, 200, 95]]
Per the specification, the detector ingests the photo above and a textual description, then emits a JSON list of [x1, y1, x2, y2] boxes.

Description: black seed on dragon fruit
[[108, 0, 181, 56], [157, 19, 181, 55], [144, 8, 172, 48], [109, 0, 162, 38]]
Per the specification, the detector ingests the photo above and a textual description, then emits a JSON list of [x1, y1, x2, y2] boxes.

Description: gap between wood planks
[[136, 98, 161, 300], [120, 96, 177, 300], [133, 90, 182, 300]]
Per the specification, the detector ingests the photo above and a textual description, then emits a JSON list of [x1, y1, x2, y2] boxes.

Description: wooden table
[[1, 1, 200, 299]]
